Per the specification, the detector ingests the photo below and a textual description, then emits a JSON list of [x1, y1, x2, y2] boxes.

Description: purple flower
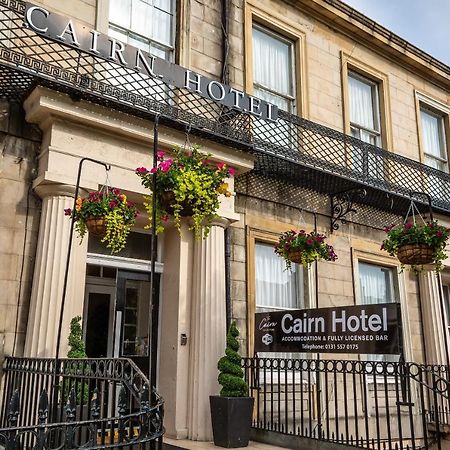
[[64, 208, 72, 216], [109, 200, 118, 208]]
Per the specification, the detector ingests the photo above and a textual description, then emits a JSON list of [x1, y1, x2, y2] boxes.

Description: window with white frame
[[348, 72, 381, 146], [420, 107, 449, 173], [109, 0, 175, 61], [358, 261, 399, 362]]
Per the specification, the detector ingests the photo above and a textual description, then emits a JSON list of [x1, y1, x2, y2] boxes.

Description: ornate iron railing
[[243, 357, 450, 450], [0, 357, 164, 449], [0, 0, 448, 216]]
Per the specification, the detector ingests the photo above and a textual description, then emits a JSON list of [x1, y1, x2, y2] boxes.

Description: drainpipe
[[225, 228, 232, 330], [222, 0, 232, 328], [221, 0, 230, 86]]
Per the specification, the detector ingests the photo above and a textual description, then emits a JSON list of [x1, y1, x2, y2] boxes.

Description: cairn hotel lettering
[[255, 303, 401, 354], [24, 3, 278, 122]]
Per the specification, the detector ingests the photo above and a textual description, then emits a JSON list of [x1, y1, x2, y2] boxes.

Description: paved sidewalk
[[164, 437, 284, 449]]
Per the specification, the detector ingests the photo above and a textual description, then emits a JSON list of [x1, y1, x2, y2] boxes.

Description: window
[[252, 25, 296, 149], [348, 72, 381, 146], [255, 242, 306, 361], [252, 26, 295, 113], [109, 0, 175, 61], [358, 262, 399, 362], [255, 242, 304, 313], [420, 107, 449, 173]]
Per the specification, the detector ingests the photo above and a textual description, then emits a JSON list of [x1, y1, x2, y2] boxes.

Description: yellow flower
[[217, 182, 229, 194], [75, 197, 83, 211], [119, 194, 127, 203]]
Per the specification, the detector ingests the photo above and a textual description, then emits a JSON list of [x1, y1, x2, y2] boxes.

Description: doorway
[[84, 266, 160, 379]]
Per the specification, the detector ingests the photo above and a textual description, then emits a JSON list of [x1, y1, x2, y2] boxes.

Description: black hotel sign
[[255, 303, 401, 354]]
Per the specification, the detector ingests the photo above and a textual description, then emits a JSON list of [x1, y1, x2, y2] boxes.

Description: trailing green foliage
[[64, 188, 138, 254], [136, 145, 235, 239], [67, 316, 87, 358], [217, 321, 248, 398]]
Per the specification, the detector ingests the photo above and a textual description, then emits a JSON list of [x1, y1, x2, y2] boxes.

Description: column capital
[[210, 217, 231, 229], [33, 182, 88, 200]]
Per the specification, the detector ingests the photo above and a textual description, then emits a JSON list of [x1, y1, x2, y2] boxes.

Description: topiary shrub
[[217, 321, 248, 397], [64, 316, 89, 405], [68, 316, 87, 358]]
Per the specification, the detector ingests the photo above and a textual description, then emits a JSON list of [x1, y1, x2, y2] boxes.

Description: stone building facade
[[0, 0, 449, 444]]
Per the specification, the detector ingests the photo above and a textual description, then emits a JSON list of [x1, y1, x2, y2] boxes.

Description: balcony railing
[[0, 0, 448, 216]]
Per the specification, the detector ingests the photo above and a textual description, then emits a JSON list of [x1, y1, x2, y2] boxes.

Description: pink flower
[[228, 167, 236, 177], [64, 208, 72, 216], [306, 239, 313, 246], [437, 231, 443, 238], [157, 150, 165, 160], [109, 200, 118, 208], [217, 162, 226, 170], [161, 214, 169, 223], [135, 167, 148, 174], [404, 223, 413, 230], [150, 167, 158, 174], [126, 201, 135, 208], [202, 159, 212, 165], [160, 159, 173, 172], [111, 188, 120, 196]]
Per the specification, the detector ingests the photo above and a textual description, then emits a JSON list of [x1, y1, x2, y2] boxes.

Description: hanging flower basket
[[86, 216, 107, 237], [135, 145, 235, 239], [381, 221, 450, 272], [274, 229, 337, 270], [64, 188, 138, 254], [159, 191, 193, 217], [287, 250, 303, 264], [396, 243, 434, 266]]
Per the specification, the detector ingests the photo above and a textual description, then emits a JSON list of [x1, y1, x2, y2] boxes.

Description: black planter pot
[[210, 396, 254, 448]]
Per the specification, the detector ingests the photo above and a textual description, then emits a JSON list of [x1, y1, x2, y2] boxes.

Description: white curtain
[[359, 262, 393, 305], [109, 0, 131, 28], [359, 263, 397, 362], [348, 75, 375, 130], [255, 243, 302, 311], [252, 27, 292, 99], [421, 109, 448, 173]]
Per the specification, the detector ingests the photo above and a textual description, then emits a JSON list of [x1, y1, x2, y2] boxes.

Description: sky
[[341, 0, 450, 66]]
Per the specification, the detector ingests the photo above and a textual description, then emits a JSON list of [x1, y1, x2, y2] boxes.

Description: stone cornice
[[288, 0, 450, 90]]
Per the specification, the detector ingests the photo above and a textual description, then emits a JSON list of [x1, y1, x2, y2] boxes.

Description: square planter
[[210, 396, 254, 448]]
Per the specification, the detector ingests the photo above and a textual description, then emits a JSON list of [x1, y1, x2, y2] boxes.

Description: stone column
[[187, 219, 228, 441], [418, 271, 450, 365], [24, 183, 87, 357]]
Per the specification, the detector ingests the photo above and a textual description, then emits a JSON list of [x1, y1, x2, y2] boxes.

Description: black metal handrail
[[0, 0, 449, 216], [243, 357, 450, 450], [0, 357, 164, 449]]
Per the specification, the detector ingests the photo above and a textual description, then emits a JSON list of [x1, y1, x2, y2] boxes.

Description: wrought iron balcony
[[0, 0, 448, 216]]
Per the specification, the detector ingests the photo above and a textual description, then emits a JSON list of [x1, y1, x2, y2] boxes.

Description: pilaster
[[418, 271, 450, 365], [187, 219, 229, 440], [24, 183, 87, 357]]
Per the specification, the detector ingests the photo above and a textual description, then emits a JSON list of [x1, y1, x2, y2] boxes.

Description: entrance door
[[84, 284, 115, 358], [116, 270, 160, 378]]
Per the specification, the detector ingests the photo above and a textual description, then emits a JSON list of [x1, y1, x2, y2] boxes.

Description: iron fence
[[0, 0, 449, 216], [243, 357, 450, 450], [0, 357, 164, 449]]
